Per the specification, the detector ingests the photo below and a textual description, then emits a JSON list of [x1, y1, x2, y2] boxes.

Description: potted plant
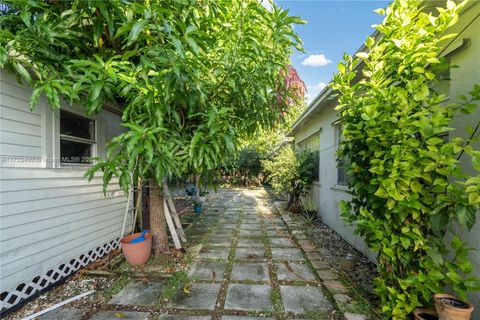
[[186, 186, 195, 196], [413, 308, 438, 320], [193, 200, 202, 214], [433, 294, 473, 320], [120, 231, 152, 265]]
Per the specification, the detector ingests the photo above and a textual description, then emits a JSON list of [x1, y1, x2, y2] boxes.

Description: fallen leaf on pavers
[[115, 312, 126, 318], [171, 249, 183, 258], [164, 266, 176, 273], [212, 271, 217, 280], [285, 261, 294, 273], [183, 286, 191, 294]]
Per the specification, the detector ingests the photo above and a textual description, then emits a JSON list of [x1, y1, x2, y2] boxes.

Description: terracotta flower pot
[[339, 254, 356, 271], [434, 293, 473, 320], [120, 232, 152, 266], [414, 308, 438, 320]]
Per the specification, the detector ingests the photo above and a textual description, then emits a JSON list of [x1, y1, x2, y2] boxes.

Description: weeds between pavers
[[269, 287, 283, 313], [100, 273, 129, 301], [210, 208, 242, 318], [159, 270, 190, 304], [260, 211, 287, 319], [302, 309, 341, 320]]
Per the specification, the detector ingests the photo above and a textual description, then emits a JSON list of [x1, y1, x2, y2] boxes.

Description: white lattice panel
[[0, 239, 119, 313]]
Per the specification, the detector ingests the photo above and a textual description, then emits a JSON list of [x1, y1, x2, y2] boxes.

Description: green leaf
[[355, 52, 368, 60], [455, 204, 476, 230], [426, 137, 443, 145], [429, 270, 445, 281], [20, 11, 31, 27], [413, 67, 424, 74], [89, 81, 103, 101], [127, 20, 147, 46], [171, 36, 183, 55], [185, 37, 199, 54], [426, 249, 444, 265], [410, 181, 422, 193], [0, 46, 7, 67], [413, 85, 429, 101], [400, 237, 410, 249], [43, 83, 60, 109], [29, 87, 42, 111], [14, 63, 32, 85], [446, 271, 462, 284], [472, 154, 480, 171], [365, 36, 375, 48], [430, 211, 448, 236], [469, 192, 479, 204]]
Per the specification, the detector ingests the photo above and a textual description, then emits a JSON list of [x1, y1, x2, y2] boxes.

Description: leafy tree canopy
[[0, 0, 305, 189]]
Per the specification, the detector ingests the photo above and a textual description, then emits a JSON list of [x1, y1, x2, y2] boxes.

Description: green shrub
[[332, 0, 480, 318], [236, 147, 262, 185], [263, 146, 318, 211]]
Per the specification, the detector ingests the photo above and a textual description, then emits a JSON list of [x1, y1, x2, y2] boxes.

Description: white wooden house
[[0, 68, 130, 312], [290, 1, 480, 315]]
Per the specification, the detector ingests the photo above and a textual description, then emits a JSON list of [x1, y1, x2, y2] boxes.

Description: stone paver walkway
[[38, 188, 369, 320]]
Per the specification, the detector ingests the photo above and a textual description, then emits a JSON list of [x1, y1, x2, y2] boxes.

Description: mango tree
[[1, 0, 305, 255]]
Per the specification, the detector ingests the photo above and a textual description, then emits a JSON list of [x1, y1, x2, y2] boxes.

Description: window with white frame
[[297, 132, 320, 152], [60, 110, 96, 164], [334, 123, 350, 187]]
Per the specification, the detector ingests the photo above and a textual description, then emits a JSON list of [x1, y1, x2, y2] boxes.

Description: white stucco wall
[[294, 106, 377, 261]]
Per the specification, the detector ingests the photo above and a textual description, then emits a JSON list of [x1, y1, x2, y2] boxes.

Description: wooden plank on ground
[[163, 199, 182, 250], [163, 182, 187, 242]]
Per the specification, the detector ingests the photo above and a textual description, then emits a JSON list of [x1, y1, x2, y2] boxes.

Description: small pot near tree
[[193, 200, 203, 214], [433, 294, 473, 320]]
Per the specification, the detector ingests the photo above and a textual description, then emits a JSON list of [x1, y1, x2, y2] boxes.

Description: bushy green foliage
[[331, 0, 480, 318], [263, 146, 318, 211], [0, 0, 304, 190], [296, 148, 319, 190], [236, 146, 262, 184], [262, 146, 297, 194]]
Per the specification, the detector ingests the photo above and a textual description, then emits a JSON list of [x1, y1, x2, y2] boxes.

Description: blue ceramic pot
[[194, 204, 202, 214]]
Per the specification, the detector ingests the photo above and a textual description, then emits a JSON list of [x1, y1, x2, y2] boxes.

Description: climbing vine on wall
[[331, 0, 480, 318]]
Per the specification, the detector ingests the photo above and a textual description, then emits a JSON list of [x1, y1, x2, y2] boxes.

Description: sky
[[273, 1, 389, 103]]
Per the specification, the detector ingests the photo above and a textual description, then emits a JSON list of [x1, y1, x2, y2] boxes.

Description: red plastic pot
[[120, 232, 152, 265]]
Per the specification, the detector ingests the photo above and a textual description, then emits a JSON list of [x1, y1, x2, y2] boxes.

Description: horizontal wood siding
[[0, 69, 129, 292]]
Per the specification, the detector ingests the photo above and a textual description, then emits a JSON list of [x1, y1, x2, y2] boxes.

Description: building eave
[[289, 30, 380, 137], [289, 86, 333, 136]]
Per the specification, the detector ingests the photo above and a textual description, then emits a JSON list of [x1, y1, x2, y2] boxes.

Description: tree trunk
[[194, 175, 200, 202], [149, 179, 169, 255]]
